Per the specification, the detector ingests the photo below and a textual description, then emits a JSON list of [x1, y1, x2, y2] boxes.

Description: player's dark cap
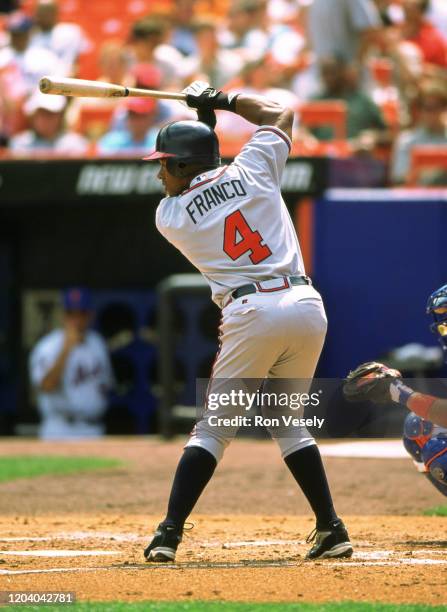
[[63, 287, 93, 312], [143, 120, 220, 168]]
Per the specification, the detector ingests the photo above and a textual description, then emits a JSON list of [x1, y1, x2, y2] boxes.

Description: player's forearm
[[184, 84, 294, 137], [390, 380, 447, 426], [235, 94, 294, 137], [40, 347, 71, 392], [424, 398, 447, 428]]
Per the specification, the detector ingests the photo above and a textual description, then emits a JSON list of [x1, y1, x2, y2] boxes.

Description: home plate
[[0, 550, 120, 557], [319, 440, 408, 459]]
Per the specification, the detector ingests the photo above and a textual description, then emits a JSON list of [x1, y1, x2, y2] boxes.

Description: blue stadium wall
[[313, 189, 447, 377]]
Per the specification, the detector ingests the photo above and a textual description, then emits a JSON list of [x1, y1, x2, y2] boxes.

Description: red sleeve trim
[[255, 126, 292, 152]]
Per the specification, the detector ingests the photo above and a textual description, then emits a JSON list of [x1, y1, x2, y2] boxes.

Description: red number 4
[[223, 210, 272, 264]]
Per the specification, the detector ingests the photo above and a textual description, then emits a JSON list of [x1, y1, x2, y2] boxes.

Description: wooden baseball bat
[[39, 76, 187, 101]]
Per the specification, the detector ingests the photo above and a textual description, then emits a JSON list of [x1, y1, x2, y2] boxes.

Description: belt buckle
[[255, 277, 290, 293]]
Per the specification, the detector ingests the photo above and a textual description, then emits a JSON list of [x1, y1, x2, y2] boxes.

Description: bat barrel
[[39, 76, 129, 97], [39, 76, 186, 101]]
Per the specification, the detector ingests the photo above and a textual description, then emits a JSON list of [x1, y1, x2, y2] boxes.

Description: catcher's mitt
[[343, 361, 402, 404]]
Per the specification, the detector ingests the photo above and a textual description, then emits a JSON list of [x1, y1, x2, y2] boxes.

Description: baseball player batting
[[344, 284, 447, 497], [143, 81, 353, 562]]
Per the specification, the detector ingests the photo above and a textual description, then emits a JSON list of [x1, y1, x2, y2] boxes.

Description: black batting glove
[[181, 81, 239, 114], [186, 87, 239, 113], [197, 107, 217, 129]]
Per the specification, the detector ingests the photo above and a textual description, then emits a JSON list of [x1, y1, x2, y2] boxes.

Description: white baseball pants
[[186, 282, 328, 461]]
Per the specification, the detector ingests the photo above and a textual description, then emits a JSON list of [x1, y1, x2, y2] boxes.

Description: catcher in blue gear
[[344, 284, 447, 496]]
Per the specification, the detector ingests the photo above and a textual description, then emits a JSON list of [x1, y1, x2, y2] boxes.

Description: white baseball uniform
[[156, 126, 327, 461], [29, 329, 114, 439]]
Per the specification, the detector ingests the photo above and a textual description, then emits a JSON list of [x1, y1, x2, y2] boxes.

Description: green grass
[[423, 505, 447, 517], [4, 602, 447, 612], [0, 455, 123, 483]]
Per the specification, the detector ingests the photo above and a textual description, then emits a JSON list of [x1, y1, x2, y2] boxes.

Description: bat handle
[[126, 87, 187, 101]]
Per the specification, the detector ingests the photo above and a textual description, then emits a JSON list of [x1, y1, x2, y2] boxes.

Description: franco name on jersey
[[185, 178, 247, 225]]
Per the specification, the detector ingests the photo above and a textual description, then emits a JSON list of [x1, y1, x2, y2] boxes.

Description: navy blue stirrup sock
[[164, 446, 217, 529], [284, 444, 338, 529]]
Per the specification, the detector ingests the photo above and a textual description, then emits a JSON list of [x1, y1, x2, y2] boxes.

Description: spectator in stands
[[65, 41, 133, 140], [399, 0, 447, 68], [0, 11, 65, 94], [130, 62, 184, 125], [98, 40, 132, 87], [129, 17, 185, 88], [29, 288, 114, 440], [291, 0, 383, 101], [391, 79, 447, 184], [30, 0, 89, 76], [10, 90, 88, 155], [217, 56, 299, 138], [169, 0, 198, 56], [247, 0, 307, 69], [0, 14, 30, 140], [183, 17, 245, 89], [97, 97, 158, 155], [240, 56, 300, 107], [225, 0, 306, 71], [223, 0, 268, 61], [310, 56, 388, 149], [106, 63, 183, 133], [308, 0, 382, 62]]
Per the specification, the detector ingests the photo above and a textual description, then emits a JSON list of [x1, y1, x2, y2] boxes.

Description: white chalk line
[[0, 550, 120, 557], [2, 556, 447, 575], [0, 534, 370, 548], [0, 531, 143, 543], [0, 540, 447, 575], [0, 534, 446, 573], [0, 567, 103, 576], [330, 559, 447, 567], [0, 536, 296, 548]]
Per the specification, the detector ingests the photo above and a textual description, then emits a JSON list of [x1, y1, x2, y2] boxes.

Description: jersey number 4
[[223, 210, 272, 264]]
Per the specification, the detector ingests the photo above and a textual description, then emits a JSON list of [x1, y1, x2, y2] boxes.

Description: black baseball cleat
[[305, 518, 353, 560], [144, 522, 183, 562]]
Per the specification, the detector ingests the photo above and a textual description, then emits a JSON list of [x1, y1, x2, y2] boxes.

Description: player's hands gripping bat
[[343, 361, 402, 404], [181, 80, 239, 129], [181, 81, 217, 129]]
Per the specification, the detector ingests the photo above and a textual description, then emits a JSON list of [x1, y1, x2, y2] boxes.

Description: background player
[[344, 283, 447, 496], [29, 287, 114, 439], [143, 82, 353, 562]]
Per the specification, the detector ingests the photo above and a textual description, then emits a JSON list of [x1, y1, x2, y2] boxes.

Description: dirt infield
[[0, 438, 446, 604]]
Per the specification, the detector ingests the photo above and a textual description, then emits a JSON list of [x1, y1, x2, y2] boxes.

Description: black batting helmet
[[144, 120, 221, 177]]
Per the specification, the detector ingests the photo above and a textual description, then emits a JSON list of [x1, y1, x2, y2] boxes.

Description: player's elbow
[[281, 107, 294, 127], [274, 107, 294, 140]]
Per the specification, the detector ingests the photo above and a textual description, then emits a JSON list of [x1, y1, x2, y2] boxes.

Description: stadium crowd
[[0, 0, 446, 184]]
